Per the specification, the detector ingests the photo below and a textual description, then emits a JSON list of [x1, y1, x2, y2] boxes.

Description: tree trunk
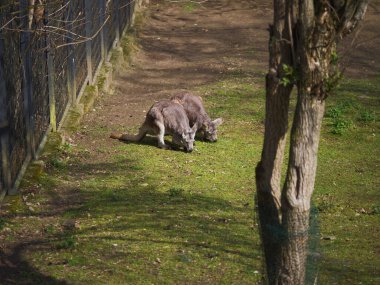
[[256, 0, 369, 284], [255, 0, 293, 282], [256, 74, 292, 283], [277, 93, 325, 284]]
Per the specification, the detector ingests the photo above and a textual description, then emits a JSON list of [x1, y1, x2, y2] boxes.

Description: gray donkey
[[171, 92, 223, 142], [110, 100, 197, 152]]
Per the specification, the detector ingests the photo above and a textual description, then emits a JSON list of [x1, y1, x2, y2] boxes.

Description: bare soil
[[85, 0, 380, 139], [95, 0, 272, 132]]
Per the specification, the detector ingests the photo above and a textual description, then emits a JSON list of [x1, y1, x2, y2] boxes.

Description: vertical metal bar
[[115, 0, 120, 46], [119, 0, 123, 35], [47, 51, 56, 132], [85, 0, 93, 84], [127, 0, 131, 26], [99, 0, 106, 60], [0, 29, 11, 196], [67, 1, 76, 104], [45, 3, 57, 132], [20, 0, 35, 159]]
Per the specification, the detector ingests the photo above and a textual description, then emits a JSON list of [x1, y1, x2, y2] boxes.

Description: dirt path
[[86, 0, 271, 133], [84, 0, 380, 138]]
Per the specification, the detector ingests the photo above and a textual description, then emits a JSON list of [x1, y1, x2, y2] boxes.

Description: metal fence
[[0, 0, 137, 199]]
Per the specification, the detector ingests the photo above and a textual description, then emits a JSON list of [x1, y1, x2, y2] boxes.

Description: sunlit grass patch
[[315, 76, 380, 284], [182, 1, 201, 13]]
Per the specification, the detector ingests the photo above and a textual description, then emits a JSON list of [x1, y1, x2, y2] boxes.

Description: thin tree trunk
[[256, 0, 294, 282], [256, 77, 292, 283], [277, 92, 325, 284]]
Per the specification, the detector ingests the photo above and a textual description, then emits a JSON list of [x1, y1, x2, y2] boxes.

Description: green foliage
[[167, 187, 184, 197], [280, 76, 291, 87], [50, 158, 66, 169], [55, 235, 76, 250], [325, 106, 343, 119], [60, 142, 73, 153], [325, 99, 356, 134], [280, 63, 299, 87], [358, 110, 377, 123], [44, 224, 56, 234], [324, 49, 343, 94], [325, 70, 343, 93], [372, 206, 380, 215], [330, 50, 339, 66], [331, 118, 352, 135], [68, 256, 87, 266], [183, 1, 200, 12], [0, 218, 5, 231]]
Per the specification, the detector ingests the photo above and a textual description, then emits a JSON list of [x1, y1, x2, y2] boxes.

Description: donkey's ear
[[191, 123, 198, 132], [213, 118, 223, 127]]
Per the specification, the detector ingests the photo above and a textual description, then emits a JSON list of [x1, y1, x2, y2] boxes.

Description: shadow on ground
[[0, 155, 259, 283]]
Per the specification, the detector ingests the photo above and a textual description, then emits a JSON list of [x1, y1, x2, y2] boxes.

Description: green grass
[[315, 76, 380, 284], [182, 1, 201, 13], [0, 79, 264, 284], [2, 75, 379, 284]]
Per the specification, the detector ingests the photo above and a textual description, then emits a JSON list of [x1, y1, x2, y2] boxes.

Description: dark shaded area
[[1, 157, 258, 282], [0, 242, 68, 285]]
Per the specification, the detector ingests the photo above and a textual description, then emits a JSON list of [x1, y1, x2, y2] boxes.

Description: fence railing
[[0, 0, 137, 199]]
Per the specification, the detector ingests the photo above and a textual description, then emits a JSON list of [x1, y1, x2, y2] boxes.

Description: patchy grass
[[316, 76, 380, 284], [0, 79, 265, 284], [182, 1, 201, 13], [1, 75, 379, 284]]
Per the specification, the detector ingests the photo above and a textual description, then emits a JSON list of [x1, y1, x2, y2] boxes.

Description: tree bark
[[278, 93, 325, 284], [256, 0, 293, 282], [256, 1, 369, 284]]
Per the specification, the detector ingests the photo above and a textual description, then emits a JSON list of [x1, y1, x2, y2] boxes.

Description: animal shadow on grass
[[114, 135, 191, 152]]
